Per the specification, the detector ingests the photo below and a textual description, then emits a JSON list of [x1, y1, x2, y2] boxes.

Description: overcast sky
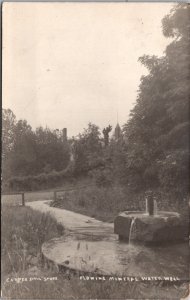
[[3, 2, 174, 137]]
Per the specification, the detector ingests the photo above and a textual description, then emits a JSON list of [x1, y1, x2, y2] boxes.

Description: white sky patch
[[3, 2, 174, 137]]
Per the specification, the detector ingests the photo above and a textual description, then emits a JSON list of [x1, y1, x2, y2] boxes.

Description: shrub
[[90, 168, 114, 187], [5, 166, 74, 192]]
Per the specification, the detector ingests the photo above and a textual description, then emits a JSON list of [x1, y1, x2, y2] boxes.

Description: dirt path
[[27, 200, 114, 237]]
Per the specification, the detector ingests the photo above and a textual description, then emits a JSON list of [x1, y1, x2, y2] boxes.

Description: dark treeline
[[2, 4, 189, 201], [2, 111, 72, 190]]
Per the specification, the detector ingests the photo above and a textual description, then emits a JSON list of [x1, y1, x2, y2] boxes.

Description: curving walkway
[[27, 200, 114, 237]]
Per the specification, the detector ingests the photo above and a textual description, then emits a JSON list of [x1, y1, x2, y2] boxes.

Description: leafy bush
[[5, 166, 74, 191], [90, 168, 114, 187]]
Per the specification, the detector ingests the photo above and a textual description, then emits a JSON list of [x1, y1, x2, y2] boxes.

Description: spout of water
[[129, 218, 135, 244]]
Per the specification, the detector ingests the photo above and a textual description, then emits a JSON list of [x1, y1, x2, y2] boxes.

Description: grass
[[1, 205, 64, 279], [50, 185, 141, 222], [50, 185, 189, 222]]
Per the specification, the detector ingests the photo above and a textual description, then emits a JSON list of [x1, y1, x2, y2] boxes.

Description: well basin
[[114, 211, 189, 244]]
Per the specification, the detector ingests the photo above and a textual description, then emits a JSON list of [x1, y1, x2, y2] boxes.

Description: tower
[[62, 128, 67, 142], [114, 123, 121, 141]]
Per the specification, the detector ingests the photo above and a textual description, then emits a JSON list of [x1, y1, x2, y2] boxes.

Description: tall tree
[[2, 109, 16, 159], [73, 123, 103, 175], [102, 125, 112, 147], [11, 120, 37, 176], [35, 126, 70, 173], [2, 109, 16, 179], [123, 4, 190, 196]]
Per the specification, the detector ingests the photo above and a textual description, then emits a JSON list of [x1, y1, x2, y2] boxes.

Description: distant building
[[62, 128, 67, 142], [61, 128, 75, 163]]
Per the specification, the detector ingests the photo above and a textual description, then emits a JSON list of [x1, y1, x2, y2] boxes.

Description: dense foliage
[[122, 4, 190, 198], [2, 110, 71, 190]]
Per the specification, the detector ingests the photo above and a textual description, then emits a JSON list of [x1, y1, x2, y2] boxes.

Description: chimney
[[62, 128, 67, 141]]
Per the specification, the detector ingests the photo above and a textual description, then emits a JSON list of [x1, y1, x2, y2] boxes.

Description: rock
[[114, 211, 188, 244], [134, 215, 188, 243]]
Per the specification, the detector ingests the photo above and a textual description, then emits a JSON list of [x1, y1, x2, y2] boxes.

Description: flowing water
[[128, 218, 135, 244]]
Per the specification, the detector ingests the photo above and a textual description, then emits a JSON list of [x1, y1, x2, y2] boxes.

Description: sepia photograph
[[1, 2, 190, 299]]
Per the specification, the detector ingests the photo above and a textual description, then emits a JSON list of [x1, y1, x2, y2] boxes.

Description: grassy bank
[[1, 205, 64, 280], [50, 185, 144, 222], [50, 185, 188, 222]]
